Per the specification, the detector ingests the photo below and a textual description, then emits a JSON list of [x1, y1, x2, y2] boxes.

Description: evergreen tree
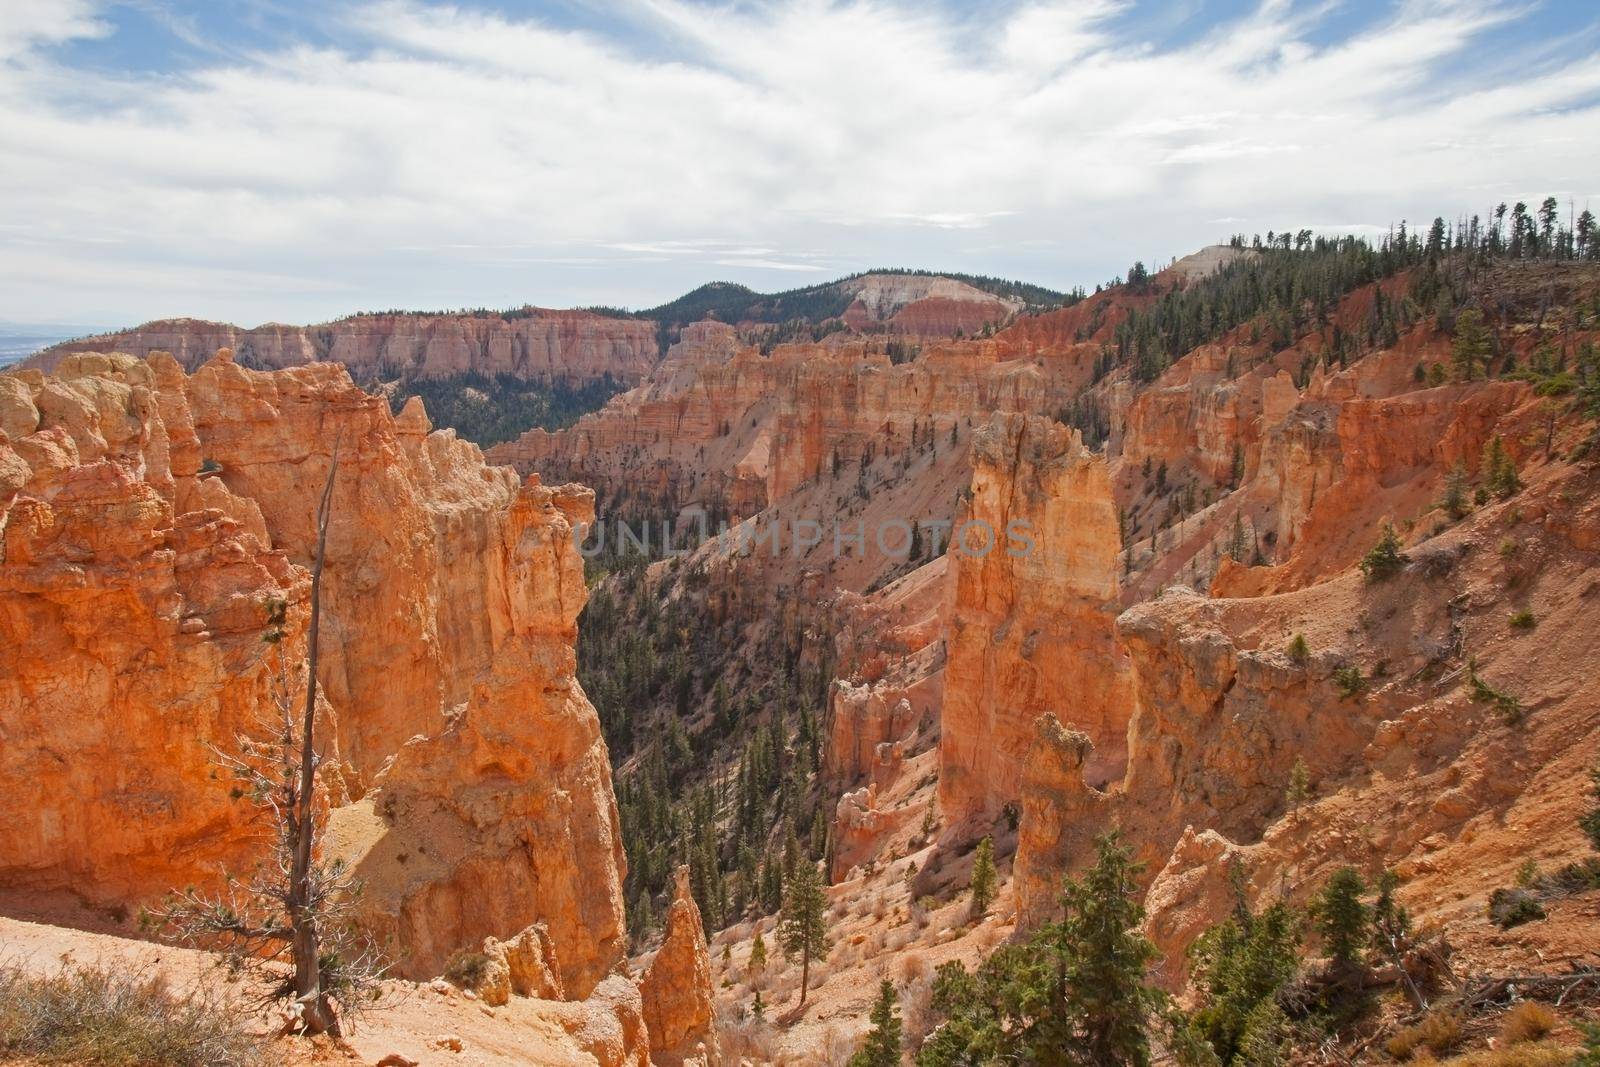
[[1441, 462, 1470, 519], [1451, 308, 1492, 381], [751, 988, 766, 1023], [851, 980, 903, 1067], [758, 849, 783, 914], [1049, 832, 1164, 1065], [1234, 999, 1291, 1066], [779, 860, 829, 1006], [749, 931, 767, 973], [916, 832, 1169, 1067], [1485, 436, 1520, 498], [1313, 867, 1369, 969], [1190, 887, 1302, 1063], [969, 835, 997, 918], [1285, 757, 1312, 811], [1358, 522, 1405, 581]]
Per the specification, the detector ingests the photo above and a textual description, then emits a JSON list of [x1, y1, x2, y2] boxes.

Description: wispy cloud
[[0, 0, 1596, 324]]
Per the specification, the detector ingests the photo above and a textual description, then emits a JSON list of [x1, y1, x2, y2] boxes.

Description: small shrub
[[1468, 659, 1525, 725], [443, 950, 491, 988], [1333, 664, 1364, 699], [1508, 610, 1536, 630], [1498, 1000, 1556, 1045], [896, 950, 930, 986], [1386, 1009, 1463, 1060], [1287, 633, 1310, 662], [1487, 887, 1546, 929], [0, 961, 261, 1066], [1514, 858, 1540, 888]]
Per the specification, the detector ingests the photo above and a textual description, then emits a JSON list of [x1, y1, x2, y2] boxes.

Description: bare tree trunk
[[290, 446, 340, 1037]]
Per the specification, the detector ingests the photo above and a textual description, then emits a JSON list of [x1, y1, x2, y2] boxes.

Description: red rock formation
[[24, 310, 660, 387], [1012, 714, 1108, 929], [938, 413, 1132, 836], [639, 867, 719, 1067], [0, 350, 626, 1004], [0, 354, 312, 901]]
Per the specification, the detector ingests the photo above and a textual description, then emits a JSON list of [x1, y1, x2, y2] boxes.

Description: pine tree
[[851, 979, 903, 1067], [1234, 999, 1291, 1066], [1452, 308, 1492, 381], [749, 931, 767, 973], [1485, 436, 1520, 498], [969, 835, 997, 918], [1441, 462, 1470, 519], [1313, 867, 1369, 969], [1285, 757, 1311, 811], [1191, 893, 1302, 1064], [751, 988, 766, 1022], [1052, 832, 1164, 1065], [779, 860, 829, 1006], [1358, 522, 1405, 581]]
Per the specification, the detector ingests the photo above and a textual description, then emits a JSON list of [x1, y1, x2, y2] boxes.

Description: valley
[[3, 217, 1600, 1066]]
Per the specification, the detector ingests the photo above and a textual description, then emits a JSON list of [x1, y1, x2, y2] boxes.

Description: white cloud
[[0, 0, 1596, 323]]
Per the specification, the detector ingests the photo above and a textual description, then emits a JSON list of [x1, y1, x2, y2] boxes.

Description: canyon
[[3, 240, 1599, 1065]]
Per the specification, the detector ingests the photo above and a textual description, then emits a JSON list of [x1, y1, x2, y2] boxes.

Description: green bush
[[1487, 887, 1546, 929], [1358, 523, 1406, 581], [1508, 610, 1536, 630], [443, 950, 491, 988], [1333, 664, 1364, 699]]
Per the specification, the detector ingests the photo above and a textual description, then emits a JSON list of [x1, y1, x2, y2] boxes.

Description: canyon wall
[[0, 354, 312, 900], [23, 310, 660, 387], [0, 350, 626, 999]]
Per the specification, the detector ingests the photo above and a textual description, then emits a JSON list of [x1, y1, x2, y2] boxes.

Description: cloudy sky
[[2, 0, 1597, 327]]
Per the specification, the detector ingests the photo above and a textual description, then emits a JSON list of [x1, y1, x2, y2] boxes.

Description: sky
[[1, 0, 1598, 328]]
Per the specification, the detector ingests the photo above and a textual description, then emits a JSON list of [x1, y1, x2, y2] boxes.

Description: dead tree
[[146, 441, 385, 1036]]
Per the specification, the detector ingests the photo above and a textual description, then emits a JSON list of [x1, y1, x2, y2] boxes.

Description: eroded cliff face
[[0, 350, 626, 1002], [937, 413, 1132, 836], [0, 353, 312, 901], [325, 476, 626, 993], [25, 310, 660, 387]]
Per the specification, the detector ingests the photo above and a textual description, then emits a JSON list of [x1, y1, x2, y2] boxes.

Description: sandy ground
[[0, 914, 620, 1066]]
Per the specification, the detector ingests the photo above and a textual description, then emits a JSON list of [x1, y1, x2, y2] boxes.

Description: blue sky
[[2, 0, 1598, 327]]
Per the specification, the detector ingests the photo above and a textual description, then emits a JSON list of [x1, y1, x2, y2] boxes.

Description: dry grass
[[716, 1003, 778, 1062], [1497, 1001, 1556, 1045], [1387, 1010, 1464, 1061], [1432, 1042, 1573, 1067], [0, 959, 262, 1066], [896, 950, 930, 986]]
